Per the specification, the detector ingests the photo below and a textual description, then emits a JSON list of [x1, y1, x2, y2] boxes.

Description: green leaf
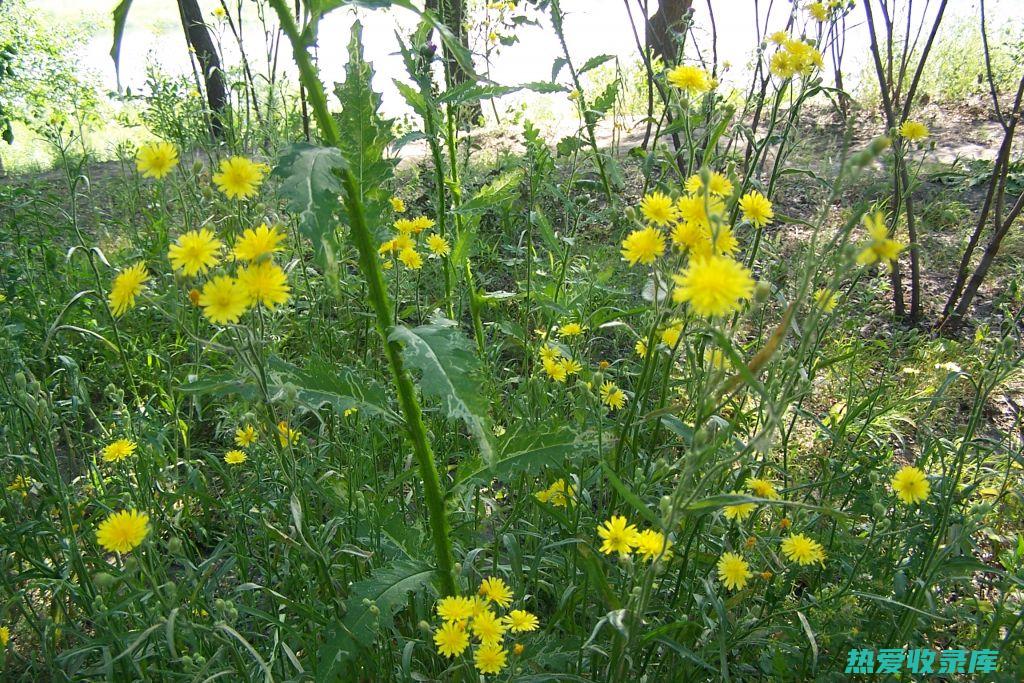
[[579, 54, 615, 75], [318, 559, 436, 677], [456, 427, 590, 485], [389, 316, 493, 463], [110, 0, 134, 89], [454, 169, 524, 216], [600, 462, 660, 526], [177, 375, 259, 400], [266, 356, 400, 423], [273, 143, 346, 271]]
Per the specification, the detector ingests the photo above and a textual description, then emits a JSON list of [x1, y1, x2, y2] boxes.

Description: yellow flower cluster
[[379, 216, 448, 269], [538, 344, 581, 383], [432, 576, 538, 675], [723, 477, 781, 522], [596, 515, 673, 562], [535, 478, 575, 507], [769, 37, 824, 79], [665, 65, 714, 97]]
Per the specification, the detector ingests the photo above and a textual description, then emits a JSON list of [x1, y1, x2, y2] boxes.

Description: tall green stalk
[[268, 0, 457, 597]]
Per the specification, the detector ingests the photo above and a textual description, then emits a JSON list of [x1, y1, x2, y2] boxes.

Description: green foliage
[[272, 143, 346, 269]]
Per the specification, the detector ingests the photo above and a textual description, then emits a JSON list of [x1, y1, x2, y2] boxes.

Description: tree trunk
[[177, 0, 228, 139], [646, 0, 693, 64]]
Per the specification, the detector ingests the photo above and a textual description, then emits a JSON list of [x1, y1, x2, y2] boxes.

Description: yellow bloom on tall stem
[[856, 211, 905, 267], [780, 533, 826, 566], [635, 529, 673, 561], [474, 642, 508, 674], [425, 233, 451, 257], [600, 381, 626, 410], [102, 438, 137, 463], [478, 576, 514, 607], [723, 492, 756, 522], [621, 227, 666, 266], [470, 609, 507, 645], [597, 515, 638, 556], [436, 595, 475, 622], [672, 255, 755, 317], [236, 261, 290, 310], [235, 424, 257, 447], [198, 275, 249, 324], [212, 156, 268, 199], [277, 421, 300, 447], [666, 64, 712, 96], [717, 552, 753, 590], [434, 620, 469, 657], [745, 477, 781, 499], [224, 449, 247, 465], [814, 288, 839, 312], [390, 196, 407, 213], [398, 247, 423, 270], [639, 191, 678, 226], [738, 191, 774, 228], [504, 609, 539, 633], [109, 262, 149, 316], [233, 223, 286, 261], [96, 510, 150, 554], [168, 229, 222, 276], [898, 120, 929, 142], [135, 141, 179, 179], [891, 465, 930, 504]]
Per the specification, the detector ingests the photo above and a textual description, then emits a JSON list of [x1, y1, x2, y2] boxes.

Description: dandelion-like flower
[[224, 449, 247, 465], [661, 321, 683, 348], [666, 65, 712, 96], [426, 234, 451, 257], [745, 477, 781, 500], [434, 620, 470, 657], [672, 255, 755, 317], [813, 288, 838, 312], [102, 438, 137, 463], [542, 357, 568, 382], [0, 625, 8, 647], [96, 510, 150, 554], [212, 156, 268, 199], [558, 322, 585, 337], [780, 533, 826, 566], [739, 191, 774, 228], [597, 515, 638, 556], [235, 425, 257, 447], [474, 642, 508, 674], [436, 595, 475, 623], [686, 172, 733, 197], [635, 529, 673, 562], [856, 211, 904, 267], [198, 275, 249, 324], [277, 421, 300, 447], [136, 141, 179, 179], [168, 229, 222, 276], [639, 191, 678, 226], [470, 609, 507, 645], [237, 261, 290, 310], [898, 120, 929, 142], [717, 552, 753, 590], [478, 577, 514, 608], [504, 609, 539, 633], [723, 492, 756, 522], [398, 248, 423, 270], [233, 223, 286, 262], [390, 197, 407, 213], [621, 227, 666, 266], [891, 465, 930, 504], [109, 262, 149, 316], [600, 381, 626, 411], [807, 2, 829, 22]]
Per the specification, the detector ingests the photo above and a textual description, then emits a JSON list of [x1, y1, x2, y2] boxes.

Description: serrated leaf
[[177, 375, 259, 400], [272, 143, 345, 270], [456, 427, 591, 485], [389, 317, 493, 462], [454, 169, 523, 216], [267, 356, 399, 423], [579, 54, 615, 75]]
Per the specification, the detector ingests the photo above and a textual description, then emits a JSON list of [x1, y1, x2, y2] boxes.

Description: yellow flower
[[0, 625, 9, 647], [394, 218, 418, 235], [717, 552, 753, 590], [814, 288, 838, 312], [705, 348, 730, 370], [635, 338, 648, 358], [513, 643, 524, 655], [212, 6, 227, 18], [600, 381, 626, 411], [686, 172, 733, 197], [233, 223, 286, 262], [135, 141, 179, 179], [390, 197, 407, 213], [224, 449, 247, 465], [237, 261, 290, 310], [639, 191, 678, 226], [738, 191, 774, 228], [539, 344, 562, 362], [898, 120, 929, 141], [807, 2, 829, 22], [102, 438, 137, 463], [745, 477, 780, 500], [7, 475, 32, 493], [434, 620, 470, 657], [535, 478, 575, 507], [666, 64, 712, 95], [169, 229, 222, 276], [395, 216, 434, 234], [198, 275, 249, 325], [398, 247, 423, 270], [474, 642, 508, 675], [478, 576, 514, 608], [723, 492, 756, 522], [856, 211, 905, 267], [277, 421, 300, 447], [597, 515, 638, 556], [676, 194, 724, 229], [212, 156, 268, 199], [425, 234, 451, 257], [470, 609, 507, 645], [769, 31, 788, 45], [672, 255, 755, 317], [558, 322, 585, 337], [504, 609, 539, 633], [891, 465, 930, 504], [635, 529, 673, 562], [109, 262, 149, 316], [780, 533, 826, 566], [661, 320, 683, 348], [96, 510, 150, 554], [559, 357, 582, 376], [621, 227, 666, 266], [770, 50, 798, 79], [436, 595, 475, 623], [542, 356, 567, 382], [235, 425, 257, 447]]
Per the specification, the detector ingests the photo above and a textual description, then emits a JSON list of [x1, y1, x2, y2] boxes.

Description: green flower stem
[[268, 0, 457, 597]]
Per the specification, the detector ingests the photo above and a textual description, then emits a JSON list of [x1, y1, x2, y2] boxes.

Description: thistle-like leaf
[[272, 143, 345, 271]]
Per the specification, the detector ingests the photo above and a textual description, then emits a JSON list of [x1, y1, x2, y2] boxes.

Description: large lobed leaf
[[272, 143, 346, 271], [389, 316, 493, 463]]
